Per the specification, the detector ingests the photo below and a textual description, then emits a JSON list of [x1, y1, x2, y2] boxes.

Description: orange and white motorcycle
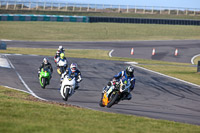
[[99, 78, 131, 108]]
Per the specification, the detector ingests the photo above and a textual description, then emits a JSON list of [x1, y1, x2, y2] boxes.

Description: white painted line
[[191, 54, 200, 65], [124, 62, 138, 65], [0, 57, 11, 68], [0, 39, 12, 41], [130, 64, 200, 88], [109, 49, 114, 57], [5, 55, 48, 101]]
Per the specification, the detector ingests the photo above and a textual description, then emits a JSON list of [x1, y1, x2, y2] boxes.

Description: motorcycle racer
[[38, 58, 53, 79], [54, 51, 60, 64], [60, 63, 82, 90], [57, 45, 65, 55], [102, 66, 135, 100]]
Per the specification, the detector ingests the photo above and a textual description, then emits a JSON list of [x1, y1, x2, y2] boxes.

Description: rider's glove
[[77, 79, 82, 83]]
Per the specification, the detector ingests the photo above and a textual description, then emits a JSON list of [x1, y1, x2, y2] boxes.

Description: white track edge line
[[109, 49, 114, 57], [5, 55, 48, 101], [191, 54, 200, 65], [131, 64, 200, 88]]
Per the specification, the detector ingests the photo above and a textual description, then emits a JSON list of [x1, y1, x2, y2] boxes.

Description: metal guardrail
[[0, 1, 200, 16]]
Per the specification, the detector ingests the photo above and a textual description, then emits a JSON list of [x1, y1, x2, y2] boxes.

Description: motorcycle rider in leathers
[[101, 66, 135, 100], [60, 63, 82, 90], [38, 58, 53, 80]]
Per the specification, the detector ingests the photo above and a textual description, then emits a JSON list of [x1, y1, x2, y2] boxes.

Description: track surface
[[1, 54, 200, 125], [4, 40, 200, 63], [1, 40, 200, 125]]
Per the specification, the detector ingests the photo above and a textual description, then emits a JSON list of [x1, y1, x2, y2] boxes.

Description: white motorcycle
[[60, 75, 76, 101]]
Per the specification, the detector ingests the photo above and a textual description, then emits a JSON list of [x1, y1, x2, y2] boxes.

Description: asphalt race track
[[0, 54, 200, 125], [4, 40, 200, 63], [1, 40, 200, 125]]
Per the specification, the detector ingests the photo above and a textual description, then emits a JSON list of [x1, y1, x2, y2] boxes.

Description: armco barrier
[[89, 17, 200, 26], [0, 14, 89, 22]]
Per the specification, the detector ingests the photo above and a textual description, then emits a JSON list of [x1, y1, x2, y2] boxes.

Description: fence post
[[21, 2, 24, 10], [79, 5, 82, 11], [95, 4, 96, 12], [168, 8, 171, 15], [66, 3, 68, 11], [127, 5, 129, 13], [135, 6, 137, 13], [160, 7, 162, 14], [51, 2, 53, 10], [36, 2, 38, 10], [29, 2, 31, 10], [43, 2, 46, 10], [177, 8, 179, 15], [73, 4, 75, 11], [58, 3, 60, 10], [143, 6, 146, 14], [14, 1, 16, 10], [6, 1, 8, 10], [118, 5, 120, 13], [151, 6, 154, 14], [186, 8, 188, 15], [194, 9, 196, 15], [87, 4, 89, 11]]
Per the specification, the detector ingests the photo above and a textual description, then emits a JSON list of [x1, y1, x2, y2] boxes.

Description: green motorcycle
[[39, 68, 51, 89]]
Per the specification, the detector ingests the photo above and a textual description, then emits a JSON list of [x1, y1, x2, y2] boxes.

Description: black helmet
[[126, 66, 134, 77]]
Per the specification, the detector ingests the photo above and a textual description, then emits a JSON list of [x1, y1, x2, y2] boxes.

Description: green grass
[[0, 86, 200, 133], [1, 9, 200, 20], [1, 22, 200, 41]]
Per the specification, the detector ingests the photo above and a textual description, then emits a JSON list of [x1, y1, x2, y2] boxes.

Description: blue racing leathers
[[113, 70, 135, 91]]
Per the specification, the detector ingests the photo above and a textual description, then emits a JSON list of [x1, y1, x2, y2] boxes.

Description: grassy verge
[[1, 47, 199, 86], [0, 86, 199, 133], [1, 9, 200, 20], [1, 22, 200, 41]]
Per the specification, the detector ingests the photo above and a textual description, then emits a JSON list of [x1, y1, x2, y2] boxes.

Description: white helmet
[[43, 58, 48, 65], [70, 63, 77, 73], [58, 45, 63, 51]]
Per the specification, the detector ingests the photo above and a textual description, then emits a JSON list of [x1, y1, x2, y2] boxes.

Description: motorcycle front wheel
[[41, 77, 46, 89], [107, 92, 119, 108], [63, 87, 70, 101]]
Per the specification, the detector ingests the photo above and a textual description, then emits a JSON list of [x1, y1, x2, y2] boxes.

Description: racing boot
[[122, 93, 132, 100]]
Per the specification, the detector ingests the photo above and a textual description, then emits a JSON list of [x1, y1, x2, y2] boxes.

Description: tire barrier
[[0, 14, 89, 22], [89, 16, 200, 26], [1, 14, 200, 26]]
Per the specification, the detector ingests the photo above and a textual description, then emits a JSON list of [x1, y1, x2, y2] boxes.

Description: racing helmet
[[60, 53, 65, 59], [70, 63, 77, 73], [43, 58, 48, 65], [58, 45, 63, 51], [126, 66, 134, 77]]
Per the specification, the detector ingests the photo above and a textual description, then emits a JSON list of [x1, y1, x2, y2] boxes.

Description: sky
[[68, 0, 200, 8], [9, 0, 200, 9]]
